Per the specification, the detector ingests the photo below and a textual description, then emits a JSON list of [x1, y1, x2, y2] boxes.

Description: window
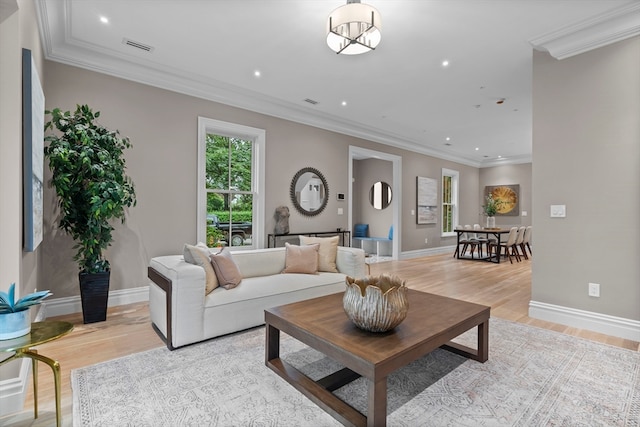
[[441, 168, 459, 236], [197, 118, 265, 249]]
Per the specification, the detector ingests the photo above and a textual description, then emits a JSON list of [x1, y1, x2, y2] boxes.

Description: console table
[[268, 230, 351, 248]]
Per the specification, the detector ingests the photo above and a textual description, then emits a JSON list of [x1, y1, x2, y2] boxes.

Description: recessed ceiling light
[[341, 101, 347, 107], [475, 147, 479, 151], [100, 16, 109, 24], [445, 137, 450, 141], [254, 70, 261, 78], [442, 60, 449, 67]]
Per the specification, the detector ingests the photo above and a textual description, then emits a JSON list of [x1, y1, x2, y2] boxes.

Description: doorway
[[348, 146, 401, 260]]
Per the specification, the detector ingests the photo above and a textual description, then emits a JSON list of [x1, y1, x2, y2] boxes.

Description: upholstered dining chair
[[491, 226, 520, 264], [473, 224, 489, 258], [453, 225, 471, 258], [523, 226, 532, 257], [515, 226, 528, 260]]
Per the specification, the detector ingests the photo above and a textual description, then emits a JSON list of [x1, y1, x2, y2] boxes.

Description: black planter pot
[[79, 270, 110, 324]]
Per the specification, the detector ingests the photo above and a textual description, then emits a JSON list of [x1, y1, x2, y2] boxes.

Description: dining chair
[[464, 224, 482, 258], [453, 225, 471, 258], [491, 226, 520, 264], [515, 226, 528, 260], [523, 226, 532, 257], [473, 224, 489, 258]]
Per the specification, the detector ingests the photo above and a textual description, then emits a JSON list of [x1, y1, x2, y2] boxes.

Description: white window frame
[[197, 117, 265, 249], [441, 168, 459, 237]]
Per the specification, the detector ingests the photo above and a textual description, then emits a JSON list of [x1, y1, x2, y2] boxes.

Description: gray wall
[[479, 163, 533, 229], [1, 0, 44, 301], [531, 36, 640, 321], [40, 61, 485, 299]]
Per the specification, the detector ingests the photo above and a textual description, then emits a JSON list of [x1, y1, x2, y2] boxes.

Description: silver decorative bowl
[[343, 274, 408, 333]]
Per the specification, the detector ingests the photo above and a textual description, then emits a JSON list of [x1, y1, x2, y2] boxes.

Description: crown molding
[[0, 0, 18, 24], [529, 2, 640, 60], [35, 0, 532, 169]]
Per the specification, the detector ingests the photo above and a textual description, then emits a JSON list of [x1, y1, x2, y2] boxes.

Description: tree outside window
[[205, 134, 253, 247]]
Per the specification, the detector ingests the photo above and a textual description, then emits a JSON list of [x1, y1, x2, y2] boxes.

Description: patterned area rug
[[72, 318, 640, 426]]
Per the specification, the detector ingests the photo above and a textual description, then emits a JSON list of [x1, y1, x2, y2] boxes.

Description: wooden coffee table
[[265, 289, 490, 427]]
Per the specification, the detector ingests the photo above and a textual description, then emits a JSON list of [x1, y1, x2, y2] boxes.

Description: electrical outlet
[[588, 282, 600, 297], [424, 238, 428, 244]]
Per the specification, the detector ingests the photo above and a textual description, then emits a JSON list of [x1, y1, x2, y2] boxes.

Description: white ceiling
[[35, 0, 640, 167]]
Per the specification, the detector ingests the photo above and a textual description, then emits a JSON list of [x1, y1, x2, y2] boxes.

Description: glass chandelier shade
[[326, 1, 382, 55]]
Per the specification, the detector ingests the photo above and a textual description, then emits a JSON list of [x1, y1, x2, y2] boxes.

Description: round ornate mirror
[[290, 167, 329, 216], [369, 181, 392, 210]]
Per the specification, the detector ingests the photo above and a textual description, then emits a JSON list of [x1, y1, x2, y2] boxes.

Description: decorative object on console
[[484, 184, 519, 216], [327, 0, 382, 55], [290, 167, 329, 216], [343, 274, 408, 332], [0, 283, 52, 339], [417, 176, 437, 224], [274, 205, 290, 234], [44, 104, 137, 324]]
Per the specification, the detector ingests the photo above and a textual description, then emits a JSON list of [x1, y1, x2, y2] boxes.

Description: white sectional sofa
[[148, 246, 366, 350]]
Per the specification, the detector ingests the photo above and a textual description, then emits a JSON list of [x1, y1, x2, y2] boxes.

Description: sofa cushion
[[282, 243, 319, 274], [299, 235, 339, 273], [183, 244, 218, 294], [209, 247, 242, 289]]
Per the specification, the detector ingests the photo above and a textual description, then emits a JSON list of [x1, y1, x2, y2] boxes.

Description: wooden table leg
[[367, 377, 387, 427], [477, 319, 489, 362], [266, 323, 280, 362]]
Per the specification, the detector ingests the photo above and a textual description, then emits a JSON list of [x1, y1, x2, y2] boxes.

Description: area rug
[[72, 318, 640, 426]]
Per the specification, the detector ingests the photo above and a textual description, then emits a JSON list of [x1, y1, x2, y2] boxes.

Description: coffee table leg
[[368, 377, 387, 427], [266, 324, 280, 362], [477, 319, 489, 362]]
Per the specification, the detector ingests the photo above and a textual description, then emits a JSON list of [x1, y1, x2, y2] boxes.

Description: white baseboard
[[43, 286, 150, 318], [529, 300, 640, 342], [400, 245, 456, 260]]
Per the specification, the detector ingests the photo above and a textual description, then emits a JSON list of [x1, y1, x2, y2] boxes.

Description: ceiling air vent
[[303, 98, 319, 105], [122, 38, 154, 53]]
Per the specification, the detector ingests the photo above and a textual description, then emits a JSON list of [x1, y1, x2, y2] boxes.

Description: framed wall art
[[484, 184, 520, 216], [416, 176, 437, 224], [23, 48, 45, 252]]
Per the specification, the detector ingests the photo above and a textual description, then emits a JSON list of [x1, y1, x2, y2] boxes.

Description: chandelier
[[326, 0, 382, 55]]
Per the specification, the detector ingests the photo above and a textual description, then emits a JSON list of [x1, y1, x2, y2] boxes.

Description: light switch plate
[[550, 205, 566, 218]]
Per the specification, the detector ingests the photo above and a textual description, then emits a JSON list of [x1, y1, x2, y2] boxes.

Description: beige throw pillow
[[183, 244, 219, 295], [282, 243, 319, 274], [299, 235, 339, 273], [209, 247, 242, 290]]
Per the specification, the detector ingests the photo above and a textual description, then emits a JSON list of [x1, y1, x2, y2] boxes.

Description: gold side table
[[0, 320, 74, 427]]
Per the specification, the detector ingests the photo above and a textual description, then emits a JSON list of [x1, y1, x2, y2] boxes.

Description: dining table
[[454, 227, 513, 263]]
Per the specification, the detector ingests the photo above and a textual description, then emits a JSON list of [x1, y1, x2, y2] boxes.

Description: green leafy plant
[[483, 193, 503, 217], [44, 105, 137, 274], [0, 283, 52, 314]]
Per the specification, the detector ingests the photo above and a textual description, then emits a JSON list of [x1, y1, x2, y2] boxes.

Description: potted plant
[[483, 193, 503, 229], [0, 283, 52, 339], [44, 104, 136, 324]]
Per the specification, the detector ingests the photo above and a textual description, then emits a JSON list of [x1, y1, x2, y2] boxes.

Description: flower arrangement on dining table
[[483, 193, 503, 217]]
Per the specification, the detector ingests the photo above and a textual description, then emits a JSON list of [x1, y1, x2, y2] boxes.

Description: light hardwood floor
[[2, 253, 638, 426]]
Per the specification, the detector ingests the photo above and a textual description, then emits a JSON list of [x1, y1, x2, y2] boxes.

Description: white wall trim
[[43, 286, 149, 318], [400, 246, 456, 260], [529, 300, 640, 342], [529, 2, 640, 60]]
